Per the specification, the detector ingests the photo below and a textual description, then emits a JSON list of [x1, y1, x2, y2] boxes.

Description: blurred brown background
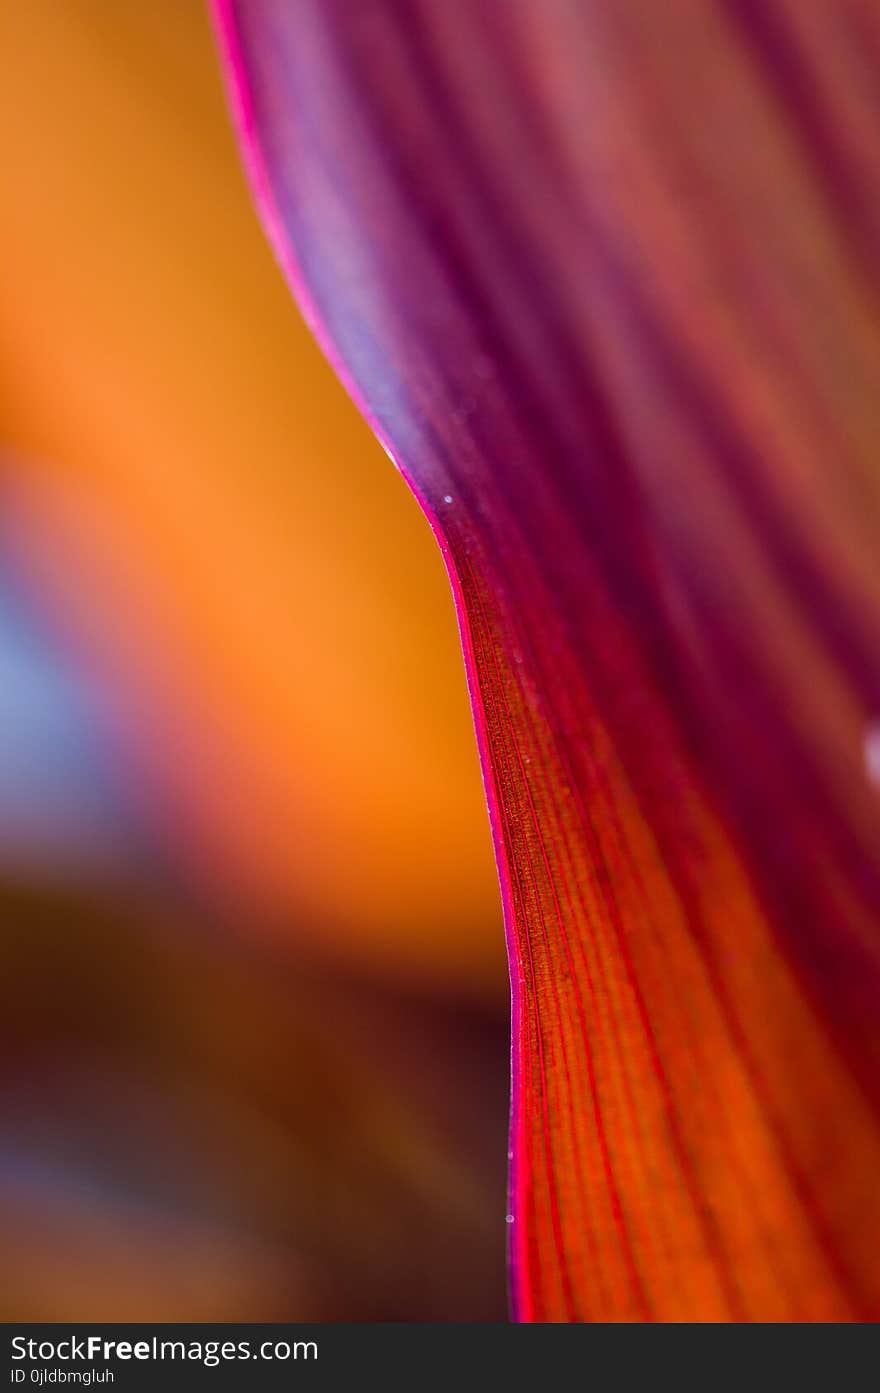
[[0, 2, 507, 1320]]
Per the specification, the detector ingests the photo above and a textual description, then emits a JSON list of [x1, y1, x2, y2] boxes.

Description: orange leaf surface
[[213, 0, 880, 1320]]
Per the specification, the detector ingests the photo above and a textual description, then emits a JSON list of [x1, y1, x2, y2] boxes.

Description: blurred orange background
[[0, 1, 507, 1320]]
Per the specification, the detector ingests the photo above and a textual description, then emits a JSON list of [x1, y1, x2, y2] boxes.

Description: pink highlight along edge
[[207, 0, 532, 1320]]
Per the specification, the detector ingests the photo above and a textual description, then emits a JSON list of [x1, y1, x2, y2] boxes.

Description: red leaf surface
[[211, 0, 880, 1320]]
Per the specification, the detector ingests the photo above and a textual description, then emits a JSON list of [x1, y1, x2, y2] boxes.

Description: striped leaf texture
[[212, 0, 880, 1320]]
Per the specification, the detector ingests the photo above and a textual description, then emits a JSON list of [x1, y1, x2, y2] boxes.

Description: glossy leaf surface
[[213, 0, 880, 1320]]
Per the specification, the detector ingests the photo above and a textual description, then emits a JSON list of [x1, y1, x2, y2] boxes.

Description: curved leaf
[[212, 0, 880, 1320]]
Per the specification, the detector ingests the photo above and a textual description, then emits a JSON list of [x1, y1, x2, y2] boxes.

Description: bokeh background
[[0, 1, 508, 1320]]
